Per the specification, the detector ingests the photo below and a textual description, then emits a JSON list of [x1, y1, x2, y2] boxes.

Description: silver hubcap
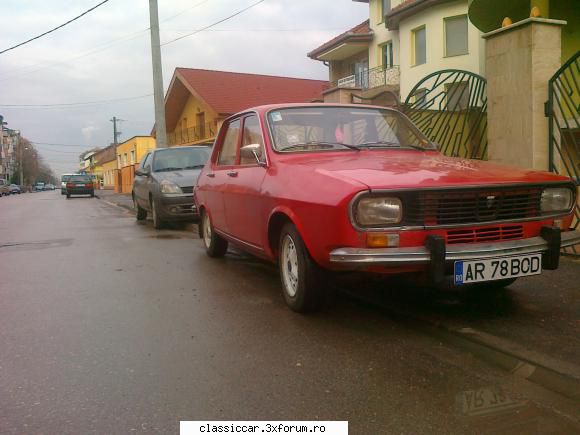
[[281, 234, 299, 297], [203, 213, 212, 248]]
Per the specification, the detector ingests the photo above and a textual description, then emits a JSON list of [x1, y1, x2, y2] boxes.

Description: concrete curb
[[343, 290, 580, 401], [94, 193, 135, 213]]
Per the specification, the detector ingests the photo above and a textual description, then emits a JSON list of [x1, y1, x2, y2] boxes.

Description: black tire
[[90, 192, 94, 198], [151, 199, 164, 229], [66, 194, 70, 199], [278, 223, 327, 313], [201, 210, 228, 257], [134, 196, 147, 221]]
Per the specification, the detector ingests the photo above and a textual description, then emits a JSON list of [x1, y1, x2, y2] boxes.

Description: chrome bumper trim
[[329, 230, 580, 266]]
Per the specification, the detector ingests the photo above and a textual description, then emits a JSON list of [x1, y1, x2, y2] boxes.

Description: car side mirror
[[136, 167, 150, 176], [240, 143, 266, 166]]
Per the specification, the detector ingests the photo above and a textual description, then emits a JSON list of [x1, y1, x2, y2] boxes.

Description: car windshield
[[152, 147, 211, 172], [62, 175, 72, 182], [267, 107, 435, 152]]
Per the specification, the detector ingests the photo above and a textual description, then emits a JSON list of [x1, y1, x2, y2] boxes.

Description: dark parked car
[[132, 145, 211, 229], [65, 175, 94, 198], [9, 184, 21, 194]]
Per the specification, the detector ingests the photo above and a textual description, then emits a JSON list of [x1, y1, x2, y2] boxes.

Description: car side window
[[240, 115, 264, 165], [141, 153, 152, 170], [217, 119, 240, 166]]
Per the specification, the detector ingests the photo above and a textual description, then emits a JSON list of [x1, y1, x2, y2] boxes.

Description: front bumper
[[329, 229, 580, 267], [158, 194, 198, 221]]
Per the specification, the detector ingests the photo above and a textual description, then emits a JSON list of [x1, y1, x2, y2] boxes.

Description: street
[[1, 192, 579, 434]]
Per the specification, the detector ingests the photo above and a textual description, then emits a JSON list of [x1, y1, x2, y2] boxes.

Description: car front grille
[[404, 187, 543, 226], [181, 186, 194, 194], [446, 225, 524, 245]]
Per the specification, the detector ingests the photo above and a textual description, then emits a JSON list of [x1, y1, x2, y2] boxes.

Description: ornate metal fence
[[402, 69, 488, 160], [547, 51, 579, 254]]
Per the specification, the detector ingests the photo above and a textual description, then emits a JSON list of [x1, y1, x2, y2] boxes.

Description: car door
[[222, 113, 268, 248], [134, 152, 152, 208], [201, 118, 241, 233]]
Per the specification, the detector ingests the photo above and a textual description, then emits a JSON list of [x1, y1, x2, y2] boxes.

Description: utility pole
[[110, 116, 125, 169], [18, 133, 23, 187], [148, 0, 167, 148]]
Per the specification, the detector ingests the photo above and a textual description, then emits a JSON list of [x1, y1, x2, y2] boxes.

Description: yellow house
[[102, 159, 117, 190], [116, 136, 156, 193], [157, 68, 328, 147], [91, 144, 117, 189]]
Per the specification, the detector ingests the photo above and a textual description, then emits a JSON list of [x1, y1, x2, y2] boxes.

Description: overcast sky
[[0, 0, 368, 176]]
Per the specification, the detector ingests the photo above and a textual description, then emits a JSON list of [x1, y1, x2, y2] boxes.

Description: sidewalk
[[94, 189, 134, 213]]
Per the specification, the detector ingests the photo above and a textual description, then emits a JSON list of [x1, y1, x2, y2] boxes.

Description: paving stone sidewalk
[[94, 189, 134, 212]]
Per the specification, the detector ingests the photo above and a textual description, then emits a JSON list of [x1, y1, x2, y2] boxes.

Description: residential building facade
[[158, 68, 329, 147], [309, 0, 485, 103], [116, 136, 156, 193]]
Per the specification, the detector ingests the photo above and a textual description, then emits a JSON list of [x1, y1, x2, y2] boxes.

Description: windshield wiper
[[358, 141, 426, 151], [154, 167, 183, 172], [183, 164, 205, 169], [280, 141, 360, 152]]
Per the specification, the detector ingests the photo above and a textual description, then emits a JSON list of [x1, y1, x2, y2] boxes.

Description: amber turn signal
[[367, 233, 400, 248]]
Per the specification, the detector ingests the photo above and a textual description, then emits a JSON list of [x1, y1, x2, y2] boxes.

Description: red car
[[194, 104, 579, 312]]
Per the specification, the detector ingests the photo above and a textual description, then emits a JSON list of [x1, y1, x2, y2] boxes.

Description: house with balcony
[[157, 68, 329, 147], [309, 0, 486, 104]]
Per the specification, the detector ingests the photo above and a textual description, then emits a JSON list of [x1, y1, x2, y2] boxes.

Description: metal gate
[[547, 50, 580, 254], [403, 69, 487, 160]]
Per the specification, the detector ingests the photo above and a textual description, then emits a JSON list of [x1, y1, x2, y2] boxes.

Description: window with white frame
[[412, 26, 426, 66], [444, 15, 468, 57], [130, 150, 135, 164]]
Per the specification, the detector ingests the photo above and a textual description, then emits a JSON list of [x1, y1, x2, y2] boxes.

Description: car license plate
[[76, 184, 85, 187], [454, 253, 541, 285]]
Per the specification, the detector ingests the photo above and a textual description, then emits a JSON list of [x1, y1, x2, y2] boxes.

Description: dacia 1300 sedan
[[194, 104, 579, 313]]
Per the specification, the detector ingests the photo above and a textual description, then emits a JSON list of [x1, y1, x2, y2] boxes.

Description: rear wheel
[[278, 223, 326, 313], [66, 194, 70, 199], [201, 210, 228, 257], [151, 199, 164, 229]]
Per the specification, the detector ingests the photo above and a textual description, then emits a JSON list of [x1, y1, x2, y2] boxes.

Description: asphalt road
[[1, 191, 579, 434]]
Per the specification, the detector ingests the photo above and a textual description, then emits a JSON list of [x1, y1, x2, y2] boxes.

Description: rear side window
[[218, 119, 240, 166]]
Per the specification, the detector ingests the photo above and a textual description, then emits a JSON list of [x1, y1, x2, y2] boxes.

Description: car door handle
[[227, 171, 238, 177], [206, 173, 215, 178]]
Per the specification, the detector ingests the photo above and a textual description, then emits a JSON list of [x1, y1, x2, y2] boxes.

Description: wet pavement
[[1, 191, 579, 434]]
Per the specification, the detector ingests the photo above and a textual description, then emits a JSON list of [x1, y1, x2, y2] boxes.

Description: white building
[[309, 0, 485, 103]]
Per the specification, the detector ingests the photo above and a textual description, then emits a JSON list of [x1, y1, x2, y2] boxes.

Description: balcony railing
[[168, 121, 216, 146], [332, 65, 400, 91]]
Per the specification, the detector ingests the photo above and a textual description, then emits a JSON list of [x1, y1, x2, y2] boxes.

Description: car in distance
[[61, 174, 75, 194], [133, 145, 211, 229], [33, 182, 45, 192], [65, 174, 94, 198], [9, 184, 21, 194], [0, 179, 9, 196], [44, 183, 55, 191], [194, 104, 580, 312]]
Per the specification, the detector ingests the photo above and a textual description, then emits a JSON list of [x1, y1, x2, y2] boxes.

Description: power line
[[31, 141, 86, 147], [0, 93, 152, 108], [0, 0, 112, 55], [0, 0, 211, 81], [161, 0, 266, 47]]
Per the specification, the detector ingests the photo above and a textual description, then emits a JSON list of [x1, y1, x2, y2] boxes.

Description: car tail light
[[86, 183, 93, 188], [66, 183, 74, 188]]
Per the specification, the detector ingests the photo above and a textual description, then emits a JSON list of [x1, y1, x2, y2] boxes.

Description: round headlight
[[356, 196, 403, 226], [541, 187, 573, 213]]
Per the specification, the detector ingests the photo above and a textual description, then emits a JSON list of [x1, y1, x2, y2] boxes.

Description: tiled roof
[[308, 20, 372, 60], [391, 0, 418, 12], [93, 144, 116, 164], [175, 68, 328, 115]]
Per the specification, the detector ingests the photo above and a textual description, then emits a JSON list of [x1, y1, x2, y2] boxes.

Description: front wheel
[[279, 223, 326, 313], [151, 199, 164, 229], [201, 210, 228, 257]]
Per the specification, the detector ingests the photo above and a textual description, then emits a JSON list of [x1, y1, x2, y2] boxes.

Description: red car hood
[[279, 150, 569, 190]]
